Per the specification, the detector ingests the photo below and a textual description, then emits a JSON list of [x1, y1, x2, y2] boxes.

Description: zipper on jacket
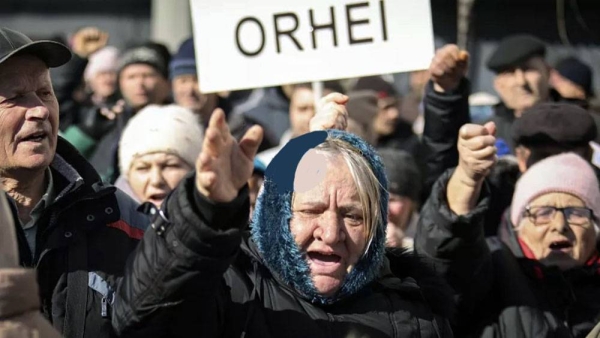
[[101, 296, 109, 317]]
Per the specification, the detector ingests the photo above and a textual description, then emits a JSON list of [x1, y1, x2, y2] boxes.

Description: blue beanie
[[169, 37, 196, 80]]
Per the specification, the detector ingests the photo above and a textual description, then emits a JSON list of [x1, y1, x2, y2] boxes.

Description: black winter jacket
[[8, 137, 149, 338], [113, 174, 454, 338], [415, 170, 600, 338], [420, 79, 471, 204]]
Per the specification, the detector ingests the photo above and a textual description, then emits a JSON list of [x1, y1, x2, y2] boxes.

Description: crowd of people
[[0, 23, 600, 338]]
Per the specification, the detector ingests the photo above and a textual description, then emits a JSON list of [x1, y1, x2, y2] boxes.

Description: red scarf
[[518, 238, 600, 277]]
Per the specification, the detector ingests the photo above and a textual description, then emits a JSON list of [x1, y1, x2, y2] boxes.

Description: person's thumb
[[239, 125, 264, 160], [483, 121, 496, 137]]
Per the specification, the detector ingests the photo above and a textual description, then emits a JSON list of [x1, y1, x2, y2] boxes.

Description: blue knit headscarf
[[250, 130, 388, 304]]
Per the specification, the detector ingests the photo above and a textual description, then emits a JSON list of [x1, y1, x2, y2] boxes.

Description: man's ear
[[515, 145, 530, 173]]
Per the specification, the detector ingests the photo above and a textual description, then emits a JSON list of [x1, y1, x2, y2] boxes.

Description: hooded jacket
[[416, 169, 600, 338], [113, 130, 453, 337]]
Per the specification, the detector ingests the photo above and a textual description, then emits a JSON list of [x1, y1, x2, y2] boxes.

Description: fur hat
[[118, 104, 203, 176], [510, 153, 600, 228]]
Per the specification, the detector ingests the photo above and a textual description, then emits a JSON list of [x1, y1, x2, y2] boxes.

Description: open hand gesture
[[195, 109, 263, 203]]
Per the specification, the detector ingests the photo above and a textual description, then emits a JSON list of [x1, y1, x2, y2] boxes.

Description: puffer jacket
[[8, 137, 149, 338], [415, 169, 600, 338], [113, 130, 454, 337]]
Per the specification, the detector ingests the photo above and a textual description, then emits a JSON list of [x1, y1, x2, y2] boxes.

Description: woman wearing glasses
[[416, 121, 600, 338]]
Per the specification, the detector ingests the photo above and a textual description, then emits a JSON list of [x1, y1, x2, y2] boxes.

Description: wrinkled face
[[373, 97, 400, 137], [172, 74, 217, 122], [290, 149, 367, 297], [517, 192, 597, 271], [289, 87, 315, 137], [0, 55, 59, 176], [89, 70, 117, 99], [119, 64, 170, 110], [493, 56, 550, 114], [127, 152, 192, 207], [385, 193, 415, 248]]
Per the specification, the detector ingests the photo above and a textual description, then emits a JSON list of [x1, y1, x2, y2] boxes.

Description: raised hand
[[456, 122, 497, 186], [429, 44, 469, 93], [71, 27, 109, 58], [309, 92, 349, 132], [195, 109, 263, 203]]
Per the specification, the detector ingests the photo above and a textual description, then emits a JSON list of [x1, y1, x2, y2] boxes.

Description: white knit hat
[[119, 104, 203, 176], [84, 46, 120, 82]]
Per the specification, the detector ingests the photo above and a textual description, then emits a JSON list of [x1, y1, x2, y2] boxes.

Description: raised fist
[[309, 92, 349, 132], [457, 122, 497, 185], [71, 27, 109, 58], [429, 44, 469, 93]]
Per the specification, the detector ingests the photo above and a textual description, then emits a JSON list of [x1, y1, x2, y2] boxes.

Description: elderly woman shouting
[[112, 94, 453, 337], [416, 121, 600, 337]]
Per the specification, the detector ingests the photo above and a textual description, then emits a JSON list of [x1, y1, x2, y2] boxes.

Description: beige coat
[[0, 190, 61, 338]]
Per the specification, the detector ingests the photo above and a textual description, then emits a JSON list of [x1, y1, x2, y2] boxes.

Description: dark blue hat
[[555, 57, 594, 97], [169, 37, 196, 80]]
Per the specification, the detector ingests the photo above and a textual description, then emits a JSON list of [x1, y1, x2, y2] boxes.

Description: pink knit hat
[[510, 153, 600, 227], [84, 46, 119, 82]]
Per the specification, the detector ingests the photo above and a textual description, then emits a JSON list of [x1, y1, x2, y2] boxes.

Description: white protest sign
[[190, 0, 434, 93]]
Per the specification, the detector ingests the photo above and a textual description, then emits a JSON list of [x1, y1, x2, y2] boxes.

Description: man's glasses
[[523, 206, 593, 226]]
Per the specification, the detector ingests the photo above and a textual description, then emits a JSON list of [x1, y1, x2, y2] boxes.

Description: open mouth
[[147, 192, 167, 204], [21, 131, 47, 142], [549, 240, 573, 251], [307, 252, 341, 266]]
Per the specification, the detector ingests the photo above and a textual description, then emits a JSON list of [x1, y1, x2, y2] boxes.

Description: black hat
[[377, 149, 422, 202], [487, 34, 546, 73], [117, 43, 170, 79], [555, 57, 594, 97], [0, 27, 71, 67], [512, 102, 597, 147], [352, 76, 398, 99]]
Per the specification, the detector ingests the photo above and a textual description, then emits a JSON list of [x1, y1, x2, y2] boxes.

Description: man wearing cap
[[352, 76, 421, 156], [550, 56, 595, 109], [63, 42, 172, 183], [485, 34, 558, 150], [170, 37, 220, 126], [0, 27, 148, 338], [512, 102, 597, 172]]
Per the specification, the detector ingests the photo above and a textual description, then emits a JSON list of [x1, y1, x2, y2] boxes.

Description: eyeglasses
[[523, 206, 594, 226]]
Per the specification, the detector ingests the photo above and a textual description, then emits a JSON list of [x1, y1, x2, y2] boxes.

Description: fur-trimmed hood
[[250, 130, 388, 304]]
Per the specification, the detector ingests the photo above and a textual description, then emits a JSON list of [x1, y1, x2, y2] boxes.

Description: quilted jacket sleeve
[[112, 173, 249, 337]]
